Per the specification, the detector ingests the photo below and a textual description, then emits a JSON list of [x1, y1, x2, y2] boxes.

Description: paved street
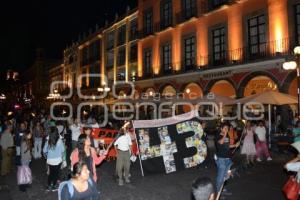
[[0, 153, 292, 200]]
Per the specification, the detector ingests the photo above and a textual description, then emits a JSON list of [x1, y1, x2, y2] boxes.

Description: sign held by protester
[[133, 111, 207, 175]]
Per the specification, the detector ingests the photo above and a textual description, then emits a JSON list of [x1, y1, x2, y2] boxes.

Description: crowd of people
[[1, 106, 299, 200], [0, 108, 135, 199], [194, 119, 274, 200]]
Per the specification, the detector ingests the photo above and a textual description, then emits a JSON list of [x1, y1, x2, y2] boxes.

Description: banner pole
[[132, 122, 145, 177]]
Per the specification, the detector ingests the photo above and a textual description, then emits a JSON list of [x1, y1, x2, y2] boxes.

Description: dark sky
[[0, 0, 137, 72]]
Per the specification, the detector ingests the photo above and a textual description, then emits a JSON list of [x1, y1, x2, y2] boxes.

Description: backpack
[[58, 178, 94, 200]]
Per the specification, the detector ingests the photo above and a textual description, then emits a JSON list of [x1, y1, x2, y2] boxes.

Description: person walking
[[70, 118, 81, 151], [114, 128, 132, 186], [43, 127, 65, 191], [215, 123, 240, 197], [19, 131, 33, 192], [241, 121, 256, 166], [82, 126, 96, 148], [58, 162, 100, 200], [70, 134, 107, 183], [254, 121, 272, 162], [0, 125, 14, 176], [33, 121, 43, 159], [15, 122, 27, 166]]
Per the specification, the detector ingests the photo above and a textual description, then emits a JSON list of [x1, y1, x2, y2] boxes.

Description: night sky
[[0, 0, 137, 73]]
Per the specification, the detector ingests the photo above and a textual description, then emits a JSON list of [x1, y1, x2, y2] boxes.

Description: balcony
[[175, 8, 198, 25], [137, 38, 293, 81], [200, 0, 239, 14], [138, 27, 154, 39], [154, 19, 174, 33], [201, 38, 291, 69]]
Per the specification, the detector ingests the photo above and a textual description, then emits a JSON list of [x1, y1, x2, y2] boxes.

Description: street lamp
[[283, 46, 300, 116]]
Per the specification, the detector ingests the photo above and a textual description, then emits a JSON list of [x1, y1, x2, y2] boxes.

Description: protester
[[43, 127, 65, 191], [16, 122, 27, 165], [241, 121, 256, 166], [192, 177, 214, 200], [33, 121, 44, 159], [254, 121, 272, 162], [58, 162, 100, 200], [228, 124, 238, 146], [56, 121, 66, 138], [215, 122, 240, 197], [91, 118, 99, 129], [43, 115, 54, 138], [19, 130, 33, 192], [82, 126, 96, 148], [114, 127, 132, 186], [70, 134, 107, 182], [0, 125, 14, 176], [70, 118, 81, 151]]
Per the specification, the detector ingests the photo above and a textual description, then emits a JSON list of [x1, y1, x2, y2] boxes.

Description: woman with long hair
[[43, 126, 65, 191], [82, 126, 95, 148], [19, 130, 33, 192], [70, 134, 107, 182], [58, 162, 100, 200], [241, 121, 256, 166], [33, 121, 44, 159]]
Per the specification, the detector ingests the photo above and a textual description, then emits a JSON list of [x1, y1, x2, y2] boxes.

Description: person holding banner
[[215, 122, 240, 198], [114, 127, 132, 186], [70, 134, 108, 183]]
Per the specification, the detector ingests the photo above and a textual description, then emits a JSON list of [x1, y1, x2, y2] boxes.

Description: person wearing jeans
[[43, 127, 65, 191], [33, 122, 43, 159], [215, 123, 240, 197]]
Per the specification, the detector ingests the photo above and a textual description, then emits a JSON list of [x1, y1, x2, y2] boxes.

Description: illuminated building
[[136, 0, 297, 101]]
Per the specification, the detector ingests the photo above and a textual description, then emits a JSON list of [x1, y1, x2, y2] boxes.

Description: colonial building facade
[[135, 0, 298, 101], [62, 9, 138, 103], [60, 0, 300, 115]]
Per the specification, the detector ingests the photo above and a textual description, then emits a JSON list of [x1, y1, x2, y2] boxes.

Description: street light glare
[[283, 61, 297, 70], [294, 46, 300, 55]]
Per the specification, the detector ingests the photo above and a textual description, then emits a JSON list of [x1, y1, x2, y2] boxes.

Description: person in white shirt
[[91, 118, 99, 129], [254, 121, 272, 162], [56, 121, 66, 138], [70, 118, 82, 151], [114, 127, 132, 186]]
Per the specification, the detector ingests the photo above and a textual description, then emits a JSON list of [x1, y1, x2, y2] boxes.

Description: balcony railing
[[201, 37, 292, 69], [154, 20, 174, 33], [138, 27, 154, 38], [175, 8, 198, 25], [200, 0, 238, 14], [137, 38, 293, 80]]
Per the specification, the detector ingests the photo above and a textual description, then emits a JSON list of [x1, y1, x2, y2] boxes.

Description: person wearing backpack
[[43, 126, 65, 192], [58, 162, 100, 200]]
